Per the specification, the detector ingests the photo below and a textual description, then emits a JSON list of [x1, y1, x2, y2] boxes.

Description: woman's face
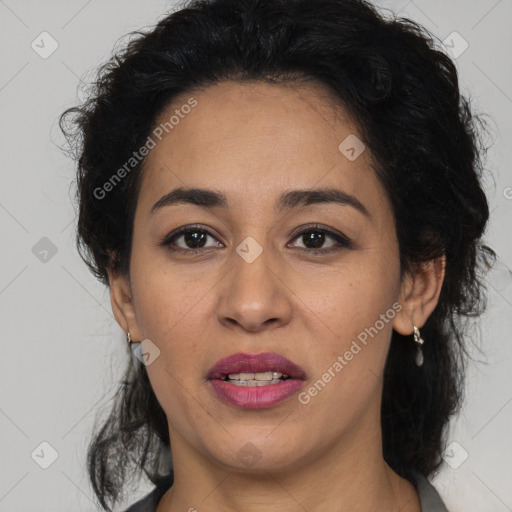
[[110, 80, 421, 472]]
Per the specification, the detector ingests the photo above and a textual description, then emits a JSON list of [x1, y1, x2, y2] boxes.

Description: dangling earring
[[413, 325, 424, 367]]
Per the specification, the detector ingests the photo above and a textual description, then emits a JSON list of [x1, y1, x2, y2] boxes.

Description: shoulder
[[121, 473, 174, 512], [410, 471, 450, 512]]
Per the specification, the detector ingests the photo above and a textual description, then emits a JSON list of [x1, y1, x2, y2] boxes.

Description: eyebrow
[[151, 187, 370, 218]]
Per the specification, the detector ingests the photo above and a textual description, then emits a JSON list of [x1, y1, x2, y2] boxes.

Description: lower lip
[[209, 379, 305, 409]]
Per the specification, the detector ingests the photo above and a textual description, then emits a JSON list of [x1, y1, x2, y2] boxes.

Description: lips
[[207, 352, 306, 380], [207, 352, 306, 409]]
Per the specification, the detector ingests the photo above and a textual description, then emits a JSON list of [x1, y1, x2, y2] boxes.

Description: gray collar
[[411, 471, 450, 512]]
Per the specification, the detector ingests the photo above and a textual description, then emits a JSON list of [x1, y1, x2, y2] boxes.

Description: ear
[[393, 255, 446, 335], [107, 265, 142, 342]]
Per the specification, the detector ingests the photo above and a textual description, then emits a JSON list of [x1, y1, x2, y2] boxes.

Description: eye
[[160, 223, 352, 256], [288, 224, 352, 255], [160, 224, 224, 253]]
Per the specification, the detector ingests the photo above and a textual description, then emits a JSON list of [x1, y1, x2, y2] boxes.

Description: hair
[[60, 0, 496, 509]]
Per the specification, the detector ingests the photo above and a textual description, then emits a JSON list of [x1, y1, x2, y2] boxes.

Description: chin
[[206, 433, 311, 473]]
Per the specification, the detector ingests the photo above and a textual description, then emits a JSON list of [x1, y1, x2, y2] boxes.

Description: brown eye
[[181, 230, 208, 249], [288, 225, 352, 255], [161, 225, 224, 253], [301, 230, 326, 249]]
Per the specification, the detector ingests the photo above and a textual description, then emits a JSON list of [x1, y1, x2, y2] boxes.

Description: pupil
[[185, 230, 206, 248], [304, 231, 324, 248], [183, 230, 325, 250]]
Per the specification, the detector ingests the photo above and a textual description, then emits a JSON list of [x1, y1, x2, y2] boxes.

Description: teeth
[[228, 378, 282, 387], [223, 371, 291, 386], [255, 371, 274, 381], [227, 371, 286, 381]]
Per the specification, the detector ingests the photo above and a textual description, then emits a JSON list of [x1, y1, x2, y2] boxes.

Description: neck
[[157, 414, 420, 512]]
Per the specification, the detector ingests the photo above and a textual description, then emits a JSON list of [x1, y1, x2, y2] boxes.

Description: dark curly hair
[[59, 0, 496, 509]]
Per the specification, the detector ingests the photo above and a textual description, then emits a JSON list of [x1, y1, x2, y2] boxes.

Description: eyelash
[[159, 224, 352, 256]]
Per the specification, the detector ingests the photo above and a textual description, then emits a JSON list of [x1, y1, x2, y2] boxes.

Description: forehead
[[136, 80, 387, 219]]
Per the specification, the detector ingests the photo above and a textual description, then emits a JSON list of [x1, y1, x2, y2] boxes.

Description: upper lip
[[207, 352, 306, 380]]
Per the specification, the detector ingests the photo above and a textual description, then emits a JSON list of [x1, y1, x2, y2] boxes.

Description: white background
[[0, 0, 511, 511]]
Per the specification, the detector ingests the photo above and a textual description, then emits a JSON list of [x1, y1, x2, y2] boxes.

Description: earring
[[127, 332, 139, 345], [413, 325, 424, 367]]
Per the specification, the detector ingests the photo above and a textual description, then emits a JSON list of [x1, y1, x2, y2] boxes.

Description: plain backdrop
[[0, 0, 511, 511]]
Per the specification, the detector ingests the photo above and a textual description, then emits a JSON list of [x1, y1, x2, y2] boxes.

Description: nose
[[216, 241, 293, 333]]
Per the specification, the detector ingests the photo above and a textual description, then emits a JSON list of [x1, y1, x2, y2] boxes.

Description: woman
[[60, 0, 495, 510]]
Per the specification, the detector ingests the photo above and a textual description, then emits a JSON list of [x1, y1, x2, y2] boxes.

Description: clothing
[[122, 470, 449, 512]]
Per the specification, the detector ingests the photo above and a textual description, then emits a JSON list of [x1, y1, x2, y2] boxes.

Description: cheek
[[129, 267, 212, 430], [294, 280, 396, 438], [127, 258, 214, 400], [291, 250, 400, 406], [130, 244, 216, 338], [292, 249, 400, 344]]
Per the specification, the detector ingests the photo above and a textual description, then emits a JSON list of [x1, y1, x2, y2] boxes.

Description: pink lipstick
[[207, 352, 306, 409]]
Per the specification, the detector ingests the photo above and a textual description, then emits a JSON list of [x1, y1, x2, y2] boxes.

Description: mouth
[[218, 370, 292, 387], [207, 351, 306, 382], [207, 352, 306, 409]]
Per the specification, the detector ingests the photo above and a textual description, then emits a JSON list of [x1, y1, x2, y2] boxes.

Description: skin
[[108, 80, 445, 512]]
